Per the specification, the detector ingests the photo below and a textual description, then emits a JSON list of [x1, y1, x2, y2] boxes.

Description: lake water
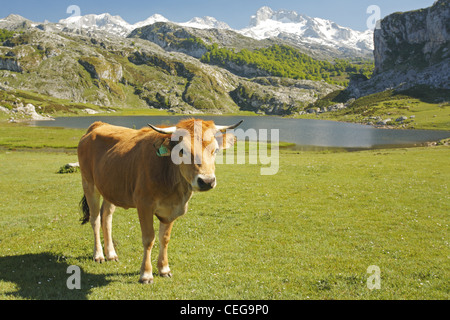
[[31, 115, 450, 149]]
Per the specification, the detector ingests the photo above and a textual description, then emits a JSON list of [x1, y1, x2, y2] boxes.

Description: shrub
[[57, 164, 79, 174]]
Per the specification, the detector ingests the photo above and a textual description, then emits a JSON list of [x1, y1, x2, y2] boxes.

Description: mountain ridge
[[0, 6, 374, 60]]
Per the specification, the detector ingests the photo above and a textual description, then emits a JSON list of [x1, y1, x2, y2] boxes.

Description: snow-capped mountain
[[57, 13, 231, 36], [179, 16, 231, 30], [239, 7, 373, 52], [58, 13, 134, 37], [132, 14, 169, 29]]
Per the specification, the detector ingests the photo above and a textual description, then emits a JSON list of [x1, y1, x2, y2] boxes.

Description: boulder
[[377, 118, 392, 125], [0, 106, 11, 114], [82, 108, 100, 114], [12, 103, 54, 121], [396, 116, 408, 122]]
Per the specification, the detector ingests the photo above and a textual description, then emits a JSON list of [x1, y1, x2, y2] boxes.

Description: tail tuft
[[80, 195, 90, 225]]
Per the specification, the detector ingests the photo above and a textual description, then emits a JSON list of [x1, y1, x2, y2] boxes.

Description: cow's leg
[[158, 221, 174, 277], [137, 205, 155, 284], [101, 200, 118, 261], [83, 182, 104, 263]]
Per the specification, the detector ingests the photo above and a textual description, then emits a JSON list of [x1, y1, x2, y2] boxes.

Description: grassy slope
[[313, 99, 450, 130], [0, 131, 448, 299], [307, 88, 450, 131]]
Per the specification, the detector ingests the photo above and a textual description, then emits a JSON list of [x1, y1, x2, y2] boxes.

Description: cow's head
[[148, 119, 243, 192]]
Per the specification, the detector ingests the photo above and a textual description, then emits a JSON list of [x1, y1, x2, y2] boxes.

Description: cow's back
[[77, 122, 155, 208]]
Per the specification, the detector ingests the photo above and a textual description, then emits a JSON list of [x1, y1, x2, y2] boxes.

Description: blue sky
[[1, 0, 436, 31]]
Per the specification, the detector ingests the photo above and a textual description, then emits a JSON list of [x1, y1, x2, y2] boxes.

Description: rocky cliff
[[374, 0, 449, 74], [347, 0, 449, 98]]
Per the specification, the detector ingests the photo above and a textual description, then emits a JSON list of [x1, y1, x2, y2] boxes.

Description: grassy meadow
[[0, 123, 448, 300], [307, 87, 450, 131]]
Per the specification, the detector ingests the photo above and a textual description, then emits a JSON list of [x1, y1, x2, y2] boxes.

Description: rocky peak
[[249, 7, 274, 27], [133, 14, 169, 29], [249, 7, 310, 27], [3, 14, 29, 22], [0, 14, 33, 30]]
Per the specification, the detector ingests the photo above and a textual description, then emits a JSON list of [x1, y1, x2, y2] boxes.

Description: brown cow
[[77, 118, 242, 284]]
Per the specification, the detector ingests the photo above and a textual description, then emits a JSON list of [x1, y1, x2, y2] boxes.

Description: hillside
[[128, 22, 373, 85], [0, 25, 347, 116], [200, 44, 373, 86]]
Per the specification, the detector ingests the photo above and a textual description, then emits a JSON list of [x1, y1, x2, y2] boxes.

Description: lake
[[30, 115, 450, 149]]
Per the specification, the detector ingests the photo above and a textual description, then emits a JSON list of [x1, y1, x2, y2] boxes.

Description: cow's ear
[[154, 137, 172, 157], [217, 133, 236, 150]]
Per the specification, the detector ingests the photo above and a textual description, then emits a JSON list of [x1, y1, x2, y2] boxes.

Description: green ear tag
[[157, 145, 170, 157]]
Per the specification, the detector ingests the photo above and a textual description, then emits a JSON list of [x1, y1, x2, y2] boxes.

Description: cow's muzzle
[[195, 175, 216, 191]]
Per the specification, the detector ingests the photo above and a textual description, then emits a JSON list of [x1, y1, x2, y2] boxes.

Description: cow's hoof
[[159, 266, 172, 278], [160, 272, 172, 278], [107, 256, 119, 262], [94, 256, 105, 263], [139, 278, 154, 284]]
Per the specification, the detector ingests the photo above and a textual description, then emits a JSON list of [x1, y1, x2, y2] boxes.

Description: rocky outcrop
[[8, 103, 54, 121], [347, 0, 449, 98], [0, 56, 22, 72], [78, 57, 123, 81]]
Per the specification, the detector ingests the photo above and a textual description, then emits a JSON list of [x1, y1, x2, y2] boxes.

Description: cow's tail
[[79, 195, 90, 225]]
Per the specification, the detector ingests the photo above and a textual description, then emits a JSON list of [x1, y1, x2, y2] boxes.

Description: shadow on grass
[[394, 85, 450, 104], [0, 253, 110, 300]]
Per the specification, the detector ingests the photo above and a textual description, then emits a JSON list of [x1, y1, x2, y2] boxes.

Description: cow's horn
[[148, 124, 177, 134], [215, 120, 244, 132]]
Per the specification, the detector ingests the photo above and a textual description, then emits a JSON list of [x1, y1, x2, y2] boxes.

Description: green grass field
[[0, 124, 448, 300]]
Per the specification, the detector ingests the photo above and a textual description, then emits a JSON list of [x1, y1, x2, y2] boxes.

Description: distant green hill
[[201, 43, 374, 86]]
